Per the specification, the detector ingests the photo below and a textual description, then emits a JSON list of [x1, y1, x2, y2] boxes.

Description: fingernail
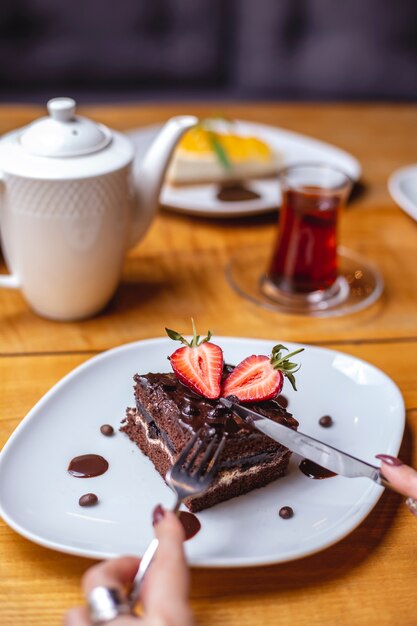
[[375, 454, 403, 467], [152, 504, 165, 526]]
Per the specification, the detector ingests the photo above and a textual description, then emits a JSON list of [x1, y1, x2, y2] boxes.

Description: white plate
[[0, 337, 404, 567], [388, 164, 417, 222], [128, 121, 361, 218]]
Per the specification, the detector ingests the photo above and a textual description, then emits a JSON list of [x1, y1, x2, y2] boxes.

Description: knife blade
[[219, 397, 383, 485]]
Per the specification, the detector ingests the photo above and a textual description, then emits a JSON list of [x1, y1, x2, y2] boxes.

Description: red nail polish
[[152, 504, 165, 526], [375, 454, 403, 467]]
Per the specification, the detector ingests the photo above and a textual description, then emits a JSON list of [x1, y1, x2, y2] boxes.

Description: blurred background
[[0, 0, 417, 103]]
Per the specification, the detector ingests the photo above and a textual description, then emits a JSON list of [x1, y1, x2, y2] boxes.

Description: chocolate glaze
[[134, 372, 291, 438], [277, 394, 289, 408], [217, 184, 261, 202], [299, 458, 336, 479], [68, 454, 109, 478], [179, 511, 201, 540], [220, 449, 279, 470]]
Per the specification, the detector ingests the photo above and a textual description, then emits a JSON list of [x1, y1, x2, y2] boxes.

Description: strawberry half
[[166, 322, 223, 399], [221, 344, 304, 403]]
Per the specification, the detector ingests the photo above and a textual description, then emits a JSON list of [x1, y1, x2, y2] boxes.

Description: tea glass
[[226, 163, 384, 317], [261, 164, 351, 310]]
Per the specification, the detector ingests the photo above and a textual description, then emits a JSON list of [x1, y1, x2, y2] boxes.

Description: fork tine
[[204, 433, 227, 480], [174, 427, 203, 467], [193, 436, 219, 478], [183, 436, 207, 474]]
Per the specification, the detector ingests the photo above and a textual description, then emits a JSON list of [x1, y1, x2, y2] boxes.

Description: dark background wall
[[1, 0, 416, 103]]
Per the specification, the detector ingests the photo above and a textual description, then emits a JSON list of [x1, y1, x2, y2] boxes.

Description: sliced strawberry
[[222, 344, 304, 403], [166, 321, 223, 399], [170, 342, 223, 399]]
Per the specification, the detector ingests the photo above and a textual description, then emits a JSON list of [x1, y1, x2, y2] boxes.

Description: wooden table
[[1, 103, 417, 626]]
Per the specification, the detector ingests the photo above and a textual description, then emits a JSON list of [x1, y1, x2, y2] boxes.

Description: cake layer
[[121, 371, 298, 512], [166, 157, 279, 186], [121, 408, 292, 512]]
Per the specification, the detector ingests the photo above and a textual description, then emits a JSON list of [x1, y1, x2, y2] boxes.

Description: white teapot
[[0, 98, 197, 320]]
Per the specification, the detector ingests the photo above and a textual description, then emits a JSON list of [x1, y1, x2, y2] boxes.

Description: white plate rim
[[0, 337, 405, 567], [128, 120, 362, 218]]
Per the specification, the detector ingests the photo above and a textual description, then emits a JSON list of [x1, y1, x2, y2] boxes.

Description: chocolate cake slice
[[121, 370, 298, 512]]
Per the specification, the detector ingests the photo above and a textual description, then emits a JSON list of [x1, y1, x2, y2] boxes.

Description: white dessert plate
[[0, 337, 404, 567], [128, 121, 361, 218], [388, 164, 417, 222]]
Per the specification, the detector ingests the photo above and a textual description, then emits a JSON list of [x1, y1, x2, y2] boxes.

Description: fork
[[129, 428, 226, 606]]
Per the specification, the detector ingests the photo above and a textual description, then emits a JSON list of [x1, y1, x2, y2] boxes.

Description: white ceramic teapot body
[[0, 98, 196, 320]]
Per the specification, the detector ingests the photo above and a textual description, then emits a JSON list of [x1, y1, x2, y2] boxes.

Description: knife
[[219, 397, 392, 490]]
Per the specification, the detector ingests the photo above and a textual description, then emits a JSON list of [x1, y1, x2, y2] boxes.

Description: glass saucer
[[226, 246, 384, 317]]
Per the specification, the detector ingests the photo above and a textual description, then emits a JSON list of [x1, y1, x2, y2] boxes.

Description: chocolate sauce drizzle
[[217, 184, 261, 203], [179, 511, 201, 540], [135, 371, 295, 439], [299, 458, 336, 480], [68, 454, 109, 478]]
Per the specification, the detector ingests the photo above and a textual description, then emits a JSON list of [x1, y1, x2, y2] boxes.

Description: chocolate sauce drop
[[299, 458, 336, 480], [68, 454, 109, 478], [179, 511, 201, 540], [217, 184, 261, 202]]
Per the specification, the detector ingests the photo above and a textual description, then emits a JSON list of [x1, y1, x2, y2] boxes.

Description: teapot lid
[[20, 97, 112, 157]]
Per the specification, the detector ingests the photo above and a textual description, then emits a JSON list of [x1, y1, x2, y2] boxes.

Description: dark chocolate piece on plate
[[100, 424, 115, 436], [279, 506, 294, 519], [79, 493, 99, 507], [319, 415, 333, 428]]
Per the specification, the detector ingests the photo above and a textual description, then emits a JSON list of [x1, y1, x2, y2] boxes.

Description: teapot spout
[[134, 115, 198, 235]]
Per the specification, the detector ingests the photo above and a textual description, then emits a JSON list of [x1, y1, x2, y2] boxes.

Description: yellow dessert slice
[[166, 124, 282, 185]]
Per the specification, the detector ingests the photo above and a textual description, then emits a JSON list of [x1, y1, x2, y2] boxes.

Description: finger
[[64, 605, 139, 626], [143, 510, 192, 623], [63, 606, 91, 626], [378, 459, 417, 500], [82, 556, 140, 596]]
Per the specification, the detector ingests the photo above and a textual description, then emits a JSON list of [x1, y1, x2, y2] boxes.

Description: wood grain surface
[[1, 103, 417, 626]]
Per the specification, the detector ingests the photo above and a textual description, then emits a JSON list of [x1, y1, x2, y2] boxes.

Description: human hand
[[64, 508, 194, 626], [376, 454, 417, 517]]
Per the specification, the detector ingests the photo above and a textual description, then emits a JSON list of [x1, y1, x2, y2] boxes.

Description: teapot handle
[[0, 171, 21, 289]]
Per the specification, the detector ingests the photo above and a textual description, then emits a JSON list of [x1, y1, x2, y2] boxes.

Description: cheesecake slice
[[166, 123, 283, 186]]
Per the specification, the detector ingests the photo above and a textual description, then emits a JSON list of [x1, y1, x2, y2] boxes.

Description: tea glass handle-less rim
[[0, 170, 21, 289]]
